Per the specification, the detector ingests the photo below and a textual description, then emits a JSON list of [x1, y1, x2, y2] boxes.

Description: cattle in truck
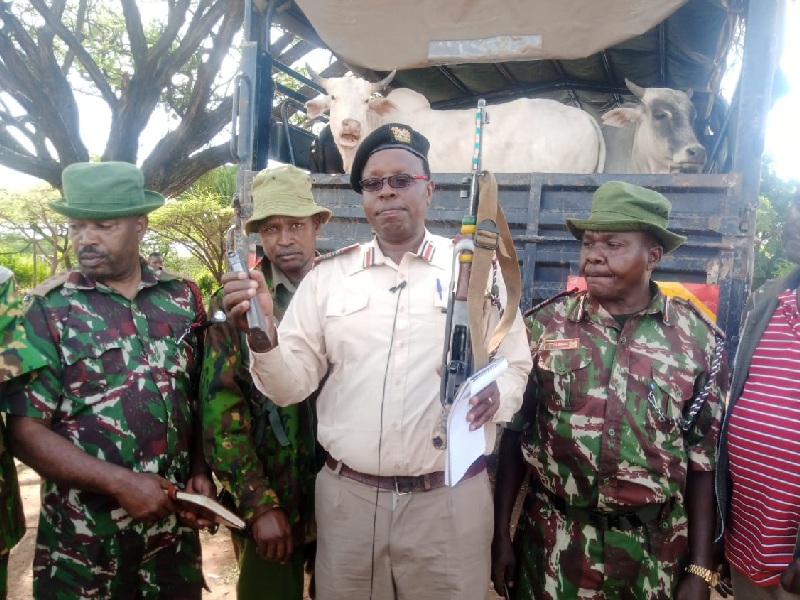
[[601, 79, 708, 174], [305, 66, 606, 175]]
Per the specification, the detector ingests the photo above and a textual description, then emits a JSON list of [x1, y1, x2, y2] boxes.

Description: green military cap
[[50, 161, 165, 219], [566, 181, 686, 253]]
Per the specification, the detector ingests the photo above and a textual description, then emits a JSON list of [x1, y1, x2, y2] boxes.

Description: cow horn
[[306, 63, 329, 88], [371, 70, 396, 93], [625, 79, 646, 100]]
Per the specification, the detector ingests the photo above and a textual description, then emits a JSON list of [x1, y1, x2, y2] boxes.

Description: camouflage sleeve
[[1, 295, 64, 419], [0, 272, 49, 384], [685, 329, 728, 472], [504, 311, 547, 432], [200, 290, 280, 521]]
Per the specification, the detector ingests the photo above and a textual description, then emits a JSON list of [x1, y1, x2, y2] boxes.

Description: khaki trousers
[[732, 567, 800, 599], [314, 464, 493, 600]]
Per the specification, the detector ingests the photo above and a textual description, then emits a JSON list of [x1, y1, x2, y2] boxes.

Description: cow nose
[[341, 118, 361, 133], [686, 145, 707, 164]]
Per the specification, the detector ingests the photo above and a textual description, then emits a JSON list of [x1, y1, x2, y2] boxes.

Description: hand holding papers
[[444, 357, 508, 486]]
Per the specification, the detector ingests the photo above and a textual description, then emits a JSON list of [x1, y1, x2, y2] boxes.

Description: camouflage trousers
[[511, 491, 688, 600], [32, 514, 203, 599]]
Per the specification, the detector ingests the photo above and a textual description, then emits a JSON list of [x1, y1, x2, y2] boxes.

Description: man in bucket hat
[[222, 123, 532, 599], [2, 161, 214, 598], [201, 164, 330, 600], [492, 181, 728, 600]]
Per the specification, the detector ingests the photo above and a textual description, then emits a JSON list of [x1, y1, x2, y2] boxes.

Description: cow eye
[[330, 95, 336, 101], [653, 111, 670, 120]]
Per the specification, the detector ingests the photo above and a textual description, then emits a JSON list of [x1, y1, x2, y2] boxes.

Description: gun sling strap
[[467, 171, 522, 368]]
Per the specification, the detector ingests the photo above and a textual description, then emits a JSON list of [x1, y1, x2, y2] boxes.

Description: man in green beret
[[1, 161, 214, 599], [492, 181, 728, 600], [201, 164, 330, 600], [0, 266, 49, 600]]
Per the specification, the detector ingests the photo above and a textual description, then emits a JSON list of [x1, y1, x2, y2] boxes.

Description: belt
[[539, 487, 665, 531], [325, 455, 486, 495]]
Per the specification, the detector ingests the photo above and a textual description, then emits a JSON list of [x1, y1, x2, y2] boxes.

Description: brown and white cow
[[601, 79, 707, 174], [305, 67, 606, 175]]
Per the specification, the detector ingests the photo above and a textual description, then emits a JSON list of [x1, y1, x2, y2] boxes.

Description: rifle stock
[[433, 99, 488, 450]]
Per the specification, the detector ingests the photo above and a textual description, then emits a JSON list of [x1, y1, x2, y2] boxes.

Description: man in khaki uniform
[[222, 123, 532, 600]]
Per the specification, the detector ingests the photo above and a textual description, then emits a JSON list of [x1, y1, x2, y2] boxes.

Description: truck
[[230, 0, 786, 358]]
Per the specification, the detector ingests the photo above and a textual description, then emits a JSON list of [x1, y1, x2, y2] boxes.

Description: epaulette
[[29, 271, 70, 297], [0, 265, 12, 286], [670, 296, 726, 340], [313, 243, 360, 267], [523, 287, 580, 318]]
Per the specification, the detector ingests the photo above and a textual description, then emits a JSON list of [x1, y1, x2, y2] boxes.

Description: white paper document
[[444, 357, 508, 486]]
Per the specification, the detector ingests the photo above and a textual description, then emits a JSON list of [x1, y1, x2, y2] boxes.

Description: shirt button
[[608, 428, 615, 436], [619, 336, 627, 344], [602, 476, 611, 485]]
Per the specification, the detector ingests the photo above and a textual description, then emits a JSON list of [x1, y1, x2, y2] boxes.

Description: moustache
[[78, 249, 106, 260]]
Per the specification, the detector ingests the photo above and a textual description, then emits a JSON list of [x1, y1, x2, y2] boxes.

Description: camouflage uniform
[[0, 266, 48, 599], [201, 257, 319, 600], [1, 262, 207, 599], [509, 285, 726, 600]]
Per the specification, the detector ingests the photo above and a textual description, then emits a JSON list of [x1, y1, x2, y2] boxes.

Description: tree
[[0, 186, 71, 277], [753, 158, 799, 288], [147, 165, 234, 284], [0, 0, 244, 196]]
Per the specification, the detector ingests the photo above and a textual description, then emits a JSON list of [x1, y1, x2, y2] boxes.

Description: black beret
[[350, 123, 430, 194]]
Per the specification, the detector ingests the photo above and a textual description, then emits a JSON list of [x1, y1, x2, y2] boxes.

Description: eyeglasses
[[359, 173, 429, 193]]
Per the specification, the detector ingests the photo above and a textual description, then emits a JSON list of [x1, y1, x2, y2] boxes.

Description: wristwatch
[[686, 563, 719, 587]]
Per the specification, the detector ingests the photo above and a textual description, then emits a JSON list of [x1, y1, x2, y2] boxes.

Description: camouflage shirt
[[0, 266, 48, 553], [514, 285, 726, 511], [1, 262, 205, 537], [201, 258, 317, 543]]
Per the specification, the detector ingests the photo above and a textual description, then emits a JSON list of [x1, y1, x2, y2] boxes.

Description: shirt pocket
[[646, 366, 694, 437], [537, 347, 592, 411], [148, 320, 196, 374], [60, 331, 130, 404], [325, 285, 370, 318], [324, 285, 371, 362]]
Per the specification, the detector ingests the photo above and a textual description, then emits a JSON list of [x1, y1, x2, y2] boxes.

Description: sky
[[762, 1, 800, 181], [1, 2, 799, 190]]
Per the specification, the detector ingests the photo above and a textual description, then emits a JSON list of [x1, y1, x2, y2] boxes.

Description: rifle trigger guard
[[475, 219, 500, 250]]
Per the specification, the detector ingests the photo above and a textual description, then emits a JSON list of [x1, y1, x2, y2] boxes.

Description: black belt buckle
[[394, 476, 414, 495]]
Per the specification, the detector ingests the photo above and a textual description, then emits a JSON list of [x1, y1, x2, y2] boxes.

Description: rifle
[[433, 100, 489, 449], [433, 100, 523, 449]]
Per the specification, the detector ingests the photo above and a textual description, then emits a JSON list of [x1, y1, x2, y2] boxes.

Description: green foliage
[[0, 187, 72, 276], [0, 247, 50, 289], [753, 159, 799, 288], [147, 166, 235, 285]]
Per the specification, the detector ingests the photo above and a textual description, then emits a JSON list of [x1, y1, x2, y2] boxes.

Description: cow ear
[[305, 94, 330, 119], [684, 88, 694, 100], [601, 107, 642, 128], [368, 97, 397, 117]]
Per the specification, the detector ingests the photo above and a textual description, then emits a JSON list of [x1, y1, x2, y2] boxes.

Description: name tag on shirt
[[542, 338, 579, 351]]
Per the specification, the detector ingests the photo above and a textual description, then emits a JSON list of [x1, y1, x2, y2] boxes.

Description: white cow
[[601, 79, 707, 174], [381, 88, 606, 174], [305, 67, 605, 174], [305, 66, 397, 174]]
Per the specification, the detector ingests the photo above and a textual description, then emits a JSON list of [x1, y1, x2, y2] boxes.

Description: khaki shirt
[[250, 231, 532, 476]]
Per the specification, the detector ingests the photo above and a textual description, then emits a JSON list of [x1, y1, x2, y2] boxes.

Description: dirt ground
[[7, 461, 726, 600]]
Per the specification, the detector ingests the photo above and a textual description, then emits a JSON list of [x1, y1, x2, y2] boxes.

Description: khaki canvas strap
[[467, 171, 522, 368]]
